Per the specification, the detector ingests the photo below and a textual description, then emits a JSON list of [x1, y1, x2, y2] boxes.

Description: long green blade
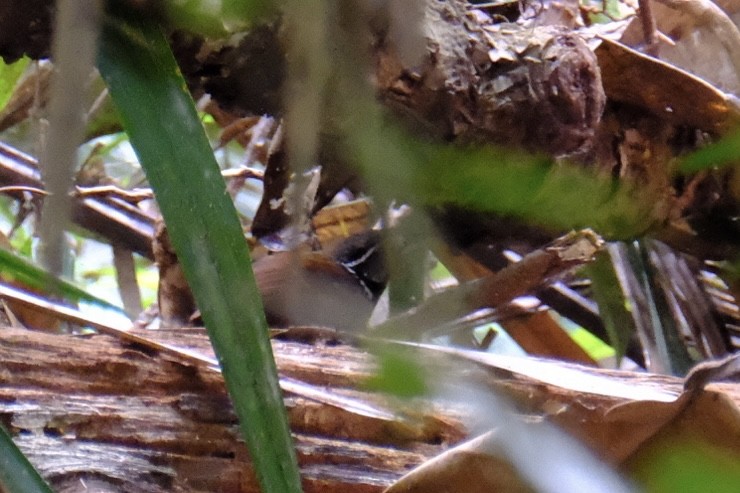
[[585, 248, 634, 363], [0, 247, 123, 313], [97, 15, 301, 493], [0, 424, 54, 493]]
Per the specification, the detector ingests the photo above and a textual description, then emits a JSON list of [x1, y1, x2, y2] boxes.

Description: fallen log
[[1, 324, 738, 492], [0, 325, 462, 492]]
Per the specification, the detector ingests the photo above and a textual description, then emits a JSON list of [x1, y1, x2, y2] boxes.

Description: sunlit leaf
[[555, 314, 616, 361], [0, 57, 29, 111], [585, 249, 633, 363]]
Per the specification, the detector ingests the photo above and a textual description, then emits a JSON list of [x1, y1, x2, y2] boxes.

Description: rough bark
[[374, 1, 605, 156], [1, 325, 738, 492], [0, 326, 461, 493]]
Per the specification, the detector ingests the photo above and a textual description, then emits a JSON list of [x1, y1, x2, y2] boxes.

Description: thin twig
[[638, 0, 658, 53], [221, 166, 265, 180], [653, 0, 740, 75], [373, 230, 604, 340], [74, 185, 153, 202], [0, 185, 48, 196]]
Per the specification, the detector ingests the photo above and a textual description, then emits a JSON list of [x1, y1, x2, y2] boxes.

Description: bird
[[253, 230, 386, 330], [154, 224, 386, 331]]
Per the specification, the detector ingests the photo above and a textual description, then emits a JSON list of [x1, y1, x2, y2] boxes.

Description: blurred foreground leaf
[[681, 127, 740, 173], [422, 145, 653, 238], [222, 0, 277, 23], [635, 441, 740, 493], [365, 345, 428, 398], [98, 13, 301, 493], [163, 0, 277, 36], [346, 100, 654, 239]]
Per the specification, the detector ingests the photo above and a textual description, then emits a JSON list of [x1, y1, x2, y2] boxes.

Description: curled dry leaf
[[595, 37, 740, 134], [621, 0, 740, 95], [551, 355, 740, 470], [384, 432, 536, 493], [380, 344, 739, 492]]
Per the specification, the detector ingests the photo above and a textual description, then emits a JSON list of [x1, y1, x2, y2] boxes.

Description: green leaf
[[0, 57, 29, 111], [222, 0, 277, 23], [635, 441, 740, 493], [98, 15, 301, 493], [160, 0, 277, 36], [680, 127, 740, 173], [0, 247, 124, 313], [163, 0, 229, 37], [365, 346, 428, 398], [0, 424, 54, 493], [585, 248, 634, 363], [346, 105, 654, 240], [421, 145, 653, 238]]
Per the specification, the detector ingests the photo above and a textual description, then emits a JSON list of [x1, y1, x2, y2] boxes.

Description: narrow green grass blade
[[98, 15, 301, 493], [0, 424, 54, 493], [585, 249, 634, 363], [0, 247, 124, 313]]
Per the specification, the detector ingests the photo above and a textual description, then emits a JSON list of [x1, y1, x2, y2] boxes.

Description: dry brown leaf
[[595, 37, 740, 133], [551, 357, 740, 467], [621, 390, 740, 471], [619, 0, 740, 94], [383, 432, 536, 493], [384, 342, 739, 489]]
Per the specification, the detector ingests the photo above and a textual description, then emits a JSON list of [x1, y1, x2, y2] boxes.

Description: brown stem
[[638, 0, 659, 54]]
